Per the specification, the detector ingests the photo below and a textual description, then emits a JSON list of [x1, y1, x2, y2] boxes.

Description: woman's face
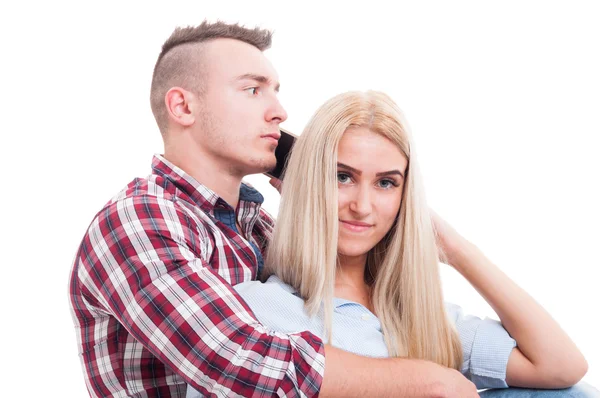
[[337, 126, 408, 264]]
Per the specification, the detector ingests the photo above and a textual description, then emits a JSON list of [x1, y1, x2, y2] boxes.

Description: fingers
[[269, 177, 282, 193]]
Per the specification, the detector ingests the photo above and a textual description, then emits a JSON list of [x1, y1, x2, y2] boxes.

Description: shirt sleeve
[[77, 194, 325, 397], [445, 302, 517, 389]]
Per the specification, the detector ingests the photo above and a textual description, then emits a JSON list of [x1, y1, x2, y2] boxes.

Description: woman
[[188, 91, 592, 397]]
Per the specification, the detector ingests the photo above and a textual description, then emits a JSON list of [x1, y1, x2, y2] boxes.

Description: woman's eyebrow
[[338, 163, 404, 179], [337, 162, 361, 175], [376, 170, 404, 179]]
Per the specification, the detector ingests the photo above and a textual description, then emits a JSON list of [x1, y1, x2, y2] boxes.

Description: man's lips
[[340, 220, 373, 232], [261, 132, 281, 144]]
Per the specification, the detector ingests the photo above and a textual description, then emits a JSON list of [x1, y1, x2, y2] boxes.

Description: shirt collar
[[239, 183, 265, 204], [151, 154, 264, 212]]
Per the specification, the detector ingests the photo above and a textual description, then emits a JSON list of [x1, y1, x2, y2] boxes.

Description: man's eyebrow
[[338, 162, 405, 179], [236, 73, 280, 92]]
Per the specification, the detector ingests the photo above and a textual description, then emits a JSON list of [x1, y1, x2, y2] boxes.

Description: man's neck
[[164, 141, 243, 209]]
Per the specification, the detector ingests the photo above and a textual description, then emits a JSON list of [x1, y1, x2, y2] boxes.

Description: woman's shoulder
[[233, 275, 319, 333], [234, 275, 299, 298]]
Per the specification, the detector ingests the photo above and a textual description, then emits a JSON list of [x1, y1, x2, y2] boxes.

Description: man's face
[[193, 38, 287, 177]]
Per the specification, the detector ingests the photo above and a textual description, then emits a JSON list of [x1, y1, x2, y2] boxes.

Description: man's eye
[[246, 87, 259, 95], [337, 173, 351, 184]]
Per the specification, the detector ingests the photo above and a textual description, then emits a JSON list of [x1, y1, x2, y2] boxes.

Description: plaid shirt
[[69, 155, 325, 397]]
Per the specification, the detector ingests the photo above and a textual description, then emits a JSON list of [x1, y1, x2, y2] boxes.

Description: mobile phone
[[265, 128, 297, 180]]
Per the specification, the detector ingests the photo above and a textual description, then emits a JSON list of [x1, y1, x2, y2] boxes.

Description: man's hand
[[269, 177, 282, 193], [434, 367, 479, 398]]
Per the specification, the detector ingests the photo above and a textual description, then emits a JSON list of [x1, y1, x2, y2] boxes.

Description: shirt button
[[361, 314, 370, 321]]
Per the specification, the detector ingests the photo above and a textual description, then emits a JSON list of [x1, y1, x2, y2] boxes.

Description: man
[[69, 20, 481, 397]]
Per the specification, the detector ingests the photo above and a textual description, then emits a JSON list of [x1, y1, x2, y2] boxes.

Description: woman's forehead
[[338, 127, 408, 171]]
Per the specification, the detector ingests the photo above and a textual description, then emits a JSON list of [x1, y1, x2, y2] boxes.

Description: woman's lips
[[339, 220, 373, 232]]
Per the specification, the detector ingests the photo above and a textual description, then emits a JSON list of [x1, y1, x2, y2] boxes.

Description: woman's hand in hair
[[430, 209, 473, 269], [431, 211, 588, 388]]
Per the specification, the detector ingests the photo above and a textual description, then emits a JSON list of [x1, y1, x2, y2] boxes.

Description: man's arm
[[76, 195, 324, 396], [321, 346, 479, 398], [78, 194, 481, 397]]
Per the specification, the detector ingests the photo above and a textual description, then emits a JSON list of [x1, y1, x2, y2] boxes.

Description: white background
[[1, 1, 598, 395]]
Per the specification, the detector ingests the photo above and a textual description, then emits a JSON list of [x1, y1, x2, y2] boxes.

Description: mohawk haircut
[[150, 20, 273, 134]]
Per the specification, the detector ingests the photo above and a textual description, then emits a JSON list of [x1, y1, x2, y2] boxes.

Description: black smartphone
[[265, 128, 297, 180]]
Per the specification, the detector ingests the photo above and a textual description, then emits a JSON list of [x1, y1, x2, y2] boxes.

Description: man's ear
[[165, 87, 195, 128]]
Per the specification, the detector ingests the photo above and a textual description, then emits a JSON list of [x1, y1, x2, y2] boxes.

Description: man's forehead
[[204, 39, 279, 82]]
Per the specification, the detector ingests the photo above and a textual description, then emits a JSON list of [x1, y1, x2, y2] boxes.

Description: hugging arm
[[320, 346, 479, 397], [235, 277, 479, 397], [72, 195, 324, 396]]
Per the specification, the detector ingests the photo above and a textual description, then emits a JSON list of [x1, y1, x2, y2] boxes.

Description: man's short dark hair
[[150, 20, 273, 134]]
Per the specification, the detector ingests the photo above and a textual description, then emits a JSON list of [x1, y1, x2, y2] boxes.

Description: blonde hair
[[264, 91, 462, 368]]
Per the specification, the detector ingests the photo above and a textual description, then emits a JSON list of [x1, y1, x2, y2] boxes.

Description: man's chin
[[246, 156, 277, 175]]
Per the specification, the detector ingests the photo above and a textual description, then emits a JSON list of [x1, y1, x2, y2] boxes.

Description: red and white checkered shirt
[[69, 155, 325, 397]]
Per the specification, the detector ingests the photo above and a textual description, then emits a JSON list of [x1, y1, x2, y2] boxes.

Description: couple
[[69, 21, 593, 397]]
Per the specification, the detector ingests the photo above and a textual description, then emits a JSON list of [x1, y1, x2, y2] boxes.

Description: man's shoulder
[[107, 175, 178, 205], [89, 175, 210, 236], [98, 174, 206, 216]]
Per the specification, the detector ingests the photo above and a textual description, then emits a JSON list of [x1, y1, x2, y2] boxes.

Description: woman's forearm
[[451, 242, 587, 384]]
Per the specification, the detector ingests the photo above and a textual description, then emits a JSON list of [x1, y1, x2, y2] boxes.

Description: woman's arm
[[432, 212, 588, 388]]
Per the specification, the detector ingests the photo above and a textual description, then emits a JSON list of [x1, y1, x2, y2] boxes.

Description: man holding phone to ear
[[264, 127, 296, 181], [68, 21, 479, 397]]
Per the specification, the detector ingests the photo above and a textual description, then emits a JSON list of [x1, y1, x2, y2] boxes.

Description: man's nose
[[265, 95, 288, 124]]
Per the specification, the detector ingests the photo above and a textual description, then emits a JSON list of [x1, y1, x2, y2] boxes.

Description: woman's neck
[[335, 254, 373, 312]]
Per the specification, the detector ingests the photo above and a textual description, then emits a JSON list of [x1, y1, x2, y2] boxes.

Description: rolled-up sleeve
[[446, 303, 517, 389], [76, 195, 325, 397]]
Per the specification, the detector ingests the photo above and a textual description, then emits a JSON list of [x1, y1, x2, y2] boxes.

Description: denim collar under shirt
[[213, 185, 265, 276], [151, 154, 266, 276]]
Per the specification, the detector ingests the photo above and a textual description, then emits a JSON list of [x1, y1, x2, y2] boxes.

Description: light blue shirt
[[187, 275, 516, 397]]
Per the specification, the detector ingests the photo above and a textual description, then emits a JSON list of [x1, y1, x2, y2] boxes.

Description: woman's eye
[[246, 87, 259, 95], [337, 173, 351, 184], [378, 179, 396, 189]]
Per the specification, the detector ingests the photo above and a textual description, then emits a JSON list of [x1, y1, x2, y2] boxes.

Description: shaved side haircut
[[150, 20, 273, 134]]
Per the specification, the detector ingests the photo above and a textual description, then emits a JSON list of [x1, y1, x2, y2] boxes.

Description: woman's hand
[[430, 209, 588, 388], [429, 209, 472, 268]]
